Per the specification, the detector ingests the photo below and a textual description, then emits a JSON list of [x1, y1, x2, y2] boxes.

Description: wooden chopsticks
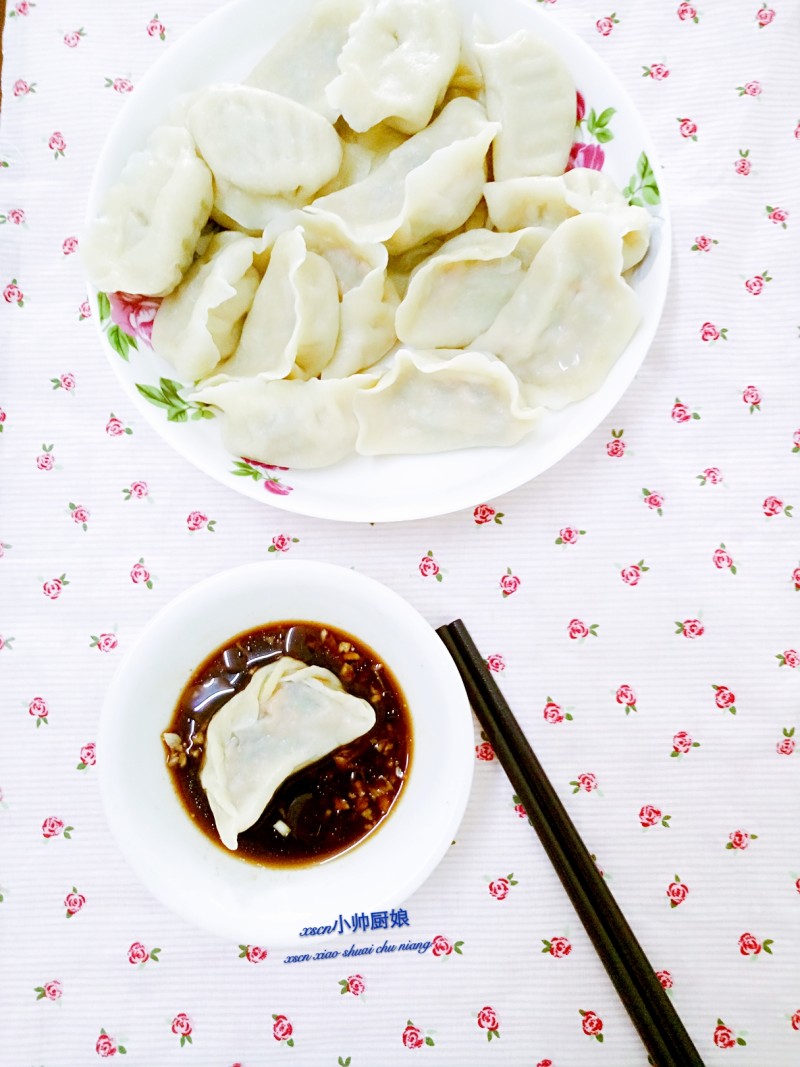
[[437, 618, 705, 1067]]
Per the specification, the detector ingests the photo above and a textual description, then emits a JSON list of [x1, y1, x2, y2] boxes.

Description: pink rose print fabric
[[2, 1, 799, 1064], [667, 876, 689, 907], [95, 1030, 126, 1057], [171, 1013, 193, 1047], [272, 1014, 294, 1046], [542, 936, 572, 957], [34, 980, 62, 1001], [128, 942, 160, 965], [477, 1005, 500, 1041], [579, 1009, 604, 1042], [488, 874, 518, 900]]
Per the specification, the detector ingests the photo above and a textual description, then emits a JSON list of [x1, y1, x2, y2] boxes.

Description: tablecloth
[[2, 0, 799, 1063]]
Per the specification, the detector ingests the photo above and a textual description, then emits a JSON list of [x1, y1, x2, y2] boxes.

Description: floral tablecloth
[[2, 0, 799, 1064]]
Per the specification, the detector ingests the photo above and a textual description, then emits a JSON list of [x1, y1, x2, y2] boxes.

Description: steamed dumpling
[[475, 29, 575, 179], [438, 30, 486, 109], [210, 178, 309, 235], [485, 169, 652, 272], [82, 126, 213, 297], [317, 124, 409, 198], [395, 227, 550, 348], [219, 228, 341, 381], [200, 656, 376, 850], [386, 198, 490, 298], [313, 139, 377, 198], [245, 0, 366, 122], [311, 97, 499, 254], [326, 0, 460, 134], [354, 349, 540, 454], [151, 232, 261, 381], [191, 374, 375, 468], [186, 84, 342, 198], [474, 213, 642, 409], [260, 209, 399, 379]]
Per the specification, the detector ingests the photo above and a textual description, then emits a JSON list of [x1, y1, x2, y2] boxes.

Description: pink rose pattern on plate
[[2, 1, 799, 1063]]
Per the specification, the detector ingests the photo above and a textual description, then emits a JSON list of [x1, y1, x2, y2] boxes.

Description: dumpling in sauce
[[200, 656, 376, 850]]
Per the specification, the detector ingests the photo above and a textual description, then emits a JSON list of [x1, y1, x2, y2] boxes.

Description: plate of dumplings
[[83, 0, 671, 522]]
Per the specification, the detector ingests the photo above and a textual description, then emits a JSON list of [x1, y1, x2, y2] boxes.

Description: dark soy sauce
[[163, 621, 412, 866]]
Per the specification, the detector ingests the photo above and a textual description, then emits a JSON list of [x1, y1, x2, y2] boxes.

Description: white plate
[[85, 0, 671, 523], [98, 561, 474, 946]]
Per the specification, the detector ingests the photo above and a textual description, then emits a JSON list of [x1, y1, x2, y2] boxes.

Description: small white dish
[[98, 561, 473, 946], [85, 0, 671, 523]]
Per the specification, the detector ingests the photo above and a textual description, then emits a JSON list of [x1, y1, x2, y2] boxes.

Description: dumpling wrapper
[[200, 656, 376, 851], [220, 227, 341, 381], [354, 349, 541, 455], [191, 373, 375, 468], [474, 29, 575, 179], [395, 227, 550, 349], [474, 213, 642, 410], [326, 0, 460, 134], [259, 209, 398, 379], [186, 84, 342, 198], [485, 168, 651, 271], [438, 28, 486, 109], [311, 96, 499, 254], [387, 198, 490, 298], [245, 0, 366, 122], [82, 126, 213, 297], [151, 232, 261, 381], [210, 178, 309, 235]]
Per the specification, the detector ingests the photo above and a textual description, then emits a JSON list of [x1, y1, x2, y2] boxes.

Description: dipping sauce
[[162, 621, 412, 866]]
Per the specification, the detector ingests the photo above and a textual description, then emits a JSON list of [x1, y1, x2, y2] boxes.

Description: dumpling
[[395, 227, 550, 349], [151, 232, 262, 381], [260, 209, 398, 379], [82, 126, 213, 297], [219, 228, 341, 381], [485, 169, 651, 271], [311, 97, 499, 254], [245, 0, 366, 122], [319, 123, 409, 198], [354, 349, 540, 455], [210, 178, 309, 235], [438, 30, 486, 108], [475, 29, 575, 179], [186, 84, 342, 198], [326, 0, 460, 134], [313, 140, 376, 198], [473, 213, 642, 410], [337, 122, 408, 167], [200, 656, 376, 850], [191, 373, 374, 468], [386, 198, 490, 298]]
